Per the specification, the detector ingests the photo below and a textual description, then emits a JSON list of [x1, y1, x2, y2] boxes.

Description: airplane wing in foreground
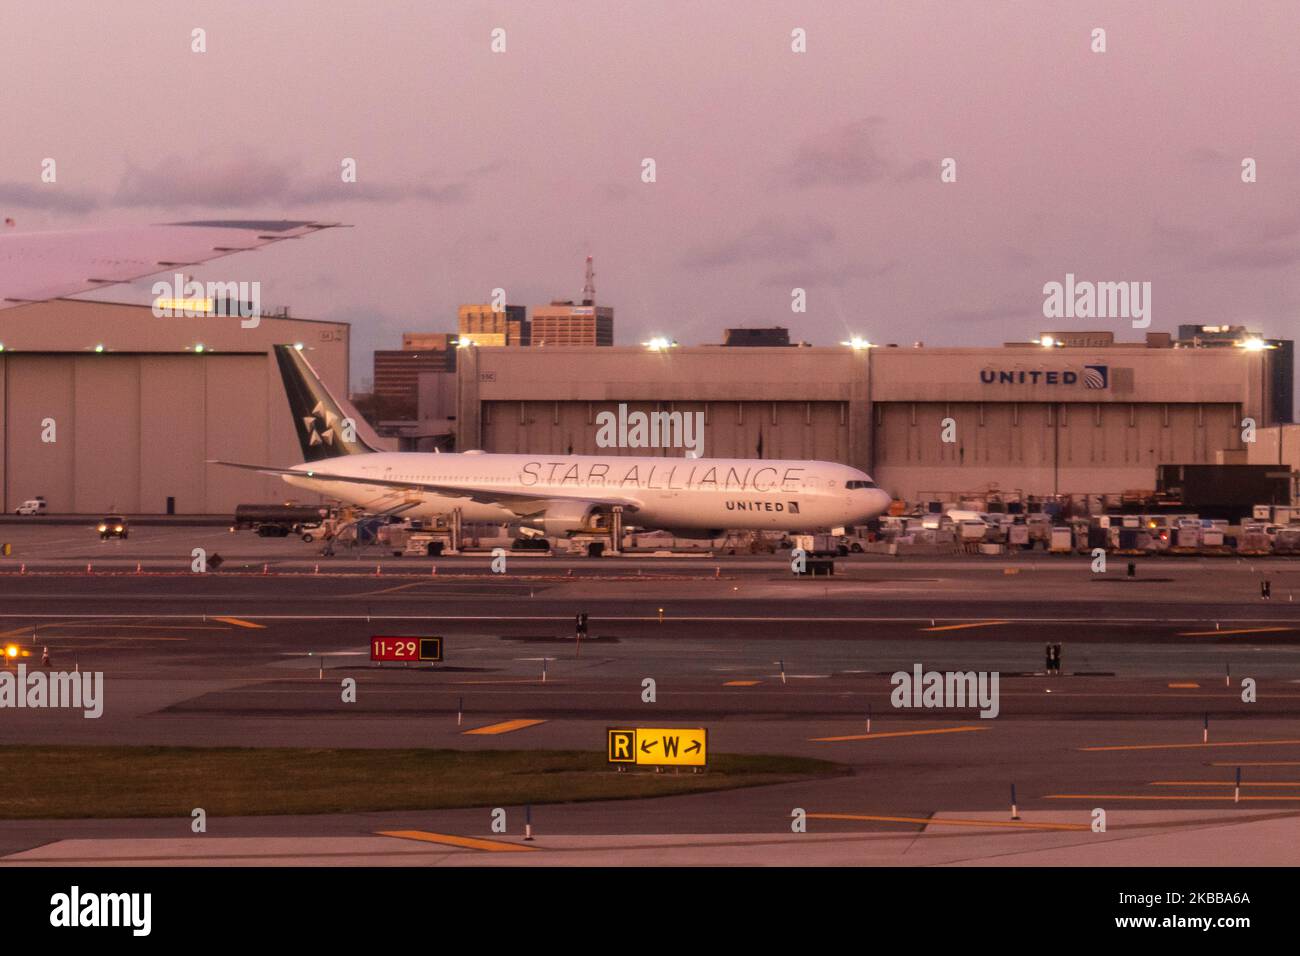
[[0, 220, 341, 308]]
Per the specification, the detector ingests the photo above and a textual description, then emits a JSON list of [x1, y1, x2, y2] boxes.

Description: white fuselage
[[281, 452, 892, 533]]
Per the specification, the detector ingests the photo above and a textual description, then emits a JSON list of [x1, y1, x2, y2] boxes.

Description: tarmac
[[0, 525, 1298, 866]]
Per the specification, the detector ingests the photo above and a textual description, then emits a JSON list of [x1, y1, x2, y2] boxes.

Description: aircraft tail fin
[[274, 344, 378, 462]]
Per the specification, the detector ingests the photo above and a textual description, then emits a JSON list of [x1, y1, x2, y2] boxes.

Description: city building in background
[[456, 304, 529, 347], [402, 332, 457, 351], [722, 326, 792, 347], [1176, 324, 1294, 423], [530, 255, 614, 346], [371, 334, 457, 421], [530, 303, 615, 346]]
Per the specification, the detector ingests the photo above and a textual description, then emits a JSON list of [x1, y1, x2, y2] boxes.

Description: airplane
[[212, 344, 894, 537], [0, 220, 891, 534]]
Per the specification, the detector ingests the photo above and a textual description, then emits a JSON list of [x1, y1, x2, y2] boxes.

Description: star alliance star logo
[[302, 401, 341, 447]]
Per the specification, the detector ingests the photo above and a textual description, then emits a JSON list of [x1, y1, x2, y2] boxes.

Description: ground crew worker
[[576, 612, 589, 641], [1053, 643, 1063, 676], [1262, 579, 1272, 599], [1045, 642, 1054, 675], [41, 646, 50, 667]]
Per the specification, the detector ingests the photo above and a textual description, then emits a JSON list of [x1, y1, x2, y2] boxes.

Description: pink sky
[[3, 0, 1298, 383]]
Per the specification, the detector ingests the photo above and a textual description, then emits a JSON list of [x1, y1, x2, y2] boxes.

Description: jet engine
[[522, 499, 600, 537]]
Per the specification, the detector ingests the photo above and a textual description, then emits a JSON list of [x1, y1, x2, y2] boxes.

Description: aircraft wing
[[0, 220, 341, 308], [208, 461, 644, 513]]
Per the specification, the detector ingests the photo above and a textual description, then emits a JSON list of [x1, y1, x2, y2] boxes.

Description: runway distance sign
[[370, 636, 443, 663], [607, 727, 707, 767]]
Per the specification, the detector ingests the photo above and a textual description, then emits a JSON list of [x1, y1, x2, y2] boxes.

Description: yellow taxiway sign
[[608, 727, 707, 767]]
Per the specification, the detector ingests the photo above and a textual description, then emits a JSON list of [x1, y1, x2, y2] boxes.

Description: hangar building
[[0, 299, 356, 514], [452, 334, 1284, 504]]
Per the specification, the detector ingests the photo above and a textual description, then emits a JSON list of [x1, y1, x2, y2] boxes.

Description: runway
[[1, 529, 1299, 866]]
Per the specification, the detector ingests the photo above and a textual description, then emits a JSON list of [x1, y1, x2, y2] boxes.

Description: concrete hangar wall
[[0, 300, 351, 514], [453, 343, 1275, 503]]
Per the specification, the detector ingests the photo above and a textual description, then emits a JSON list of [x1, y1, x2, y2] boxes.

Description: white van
[[14, 497, 46, 515]]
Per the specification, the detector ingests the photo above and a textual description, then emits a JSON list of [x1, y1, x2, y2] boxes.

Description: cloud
[[1187, 146, 1229, 166], [685, 216, 836, 269], [112, 155, 475, 208], [928, 301, 1040, 325], [1152, 215, 1300, 272], [1200, 243, 1300, 271], [0, 181, 100, 213], [288, 179, 467, 205], [762, 259, 896, 288], [1001, 247, 1038, 269], [601, 182, 633, 203], [776, 119, 925, 188]]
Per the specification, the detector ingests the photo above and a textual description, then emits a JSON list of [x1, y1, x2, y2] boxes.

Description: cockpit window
[[845, 480, 877, 489]]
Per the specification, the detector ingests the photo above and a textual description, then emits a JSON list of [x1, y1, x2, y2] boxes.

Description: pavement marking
[[1046, 794, 1300, 802], [808, 813, 1089, 831], [1177, 626, 1295, 637], [5, 612, 1300, 625], [1081, 738, 1300, 752], [1209, 761, 1300, 767], [349, 581, 440, 597], [810, 725, 989, 743], [724, 680, 761, 687], [919, 620, 1008, 632], [463, 718, 546, 735], [24, 635, 188, 642], [1167, 682, 1201, 688], [38, 623, 226, 631], [1151, 781, 1300, 787], [211, 616, 265, 629], [376, 830, 538, 852]]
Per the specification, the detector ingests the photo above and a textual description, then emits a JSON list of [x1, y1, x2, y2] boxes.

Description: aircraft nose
[[871, 489, 892, 516]]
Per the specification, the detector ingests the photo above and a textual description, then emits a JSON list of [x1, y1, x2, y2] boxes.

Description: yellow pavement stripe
[[1151, 781, 1300, 787], [811, 725, 989, 743], [1081, 738, 1300, 752], [724, 680, 761, 687], [377, 830, 538, 852], [1177, 626, 1293, 637], [350, 582, 433, 597], [1047, 794, 1300, 802], [808, 813, 1088, 831], [38, 624, 225, 630], [1167, 682, 1200, 688], [920, 620, 1008, 632], [463, 718, 546, 735], [212, 616, 265, 629], [29, 635, 187, 642]]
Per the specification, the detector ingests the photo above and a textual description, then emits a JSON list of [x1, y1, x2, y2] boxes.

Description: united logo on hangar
[[979, 364, 1108, 389]]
